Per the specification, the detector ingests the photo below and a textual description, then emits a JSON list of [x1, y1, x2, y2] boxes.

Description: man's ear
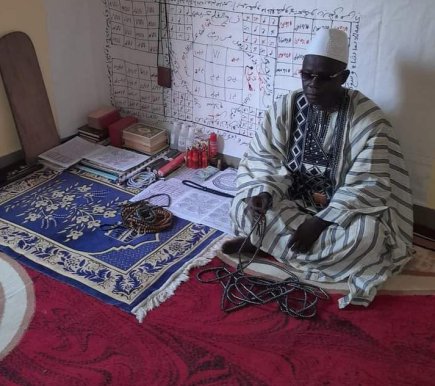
[[341, 69, 350, 84]]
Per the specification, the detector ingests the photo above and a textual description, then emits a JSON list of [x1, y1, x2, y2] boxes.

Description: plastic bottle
[[186, 125, 196, 149], [170, 121, 180, 149], [177, 123, 189, 152], [209, 132, 218, 159]]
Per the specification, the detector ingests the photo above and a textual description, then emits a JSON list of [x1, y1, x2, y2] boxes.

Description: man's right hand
[[246, 192, 273, 217]]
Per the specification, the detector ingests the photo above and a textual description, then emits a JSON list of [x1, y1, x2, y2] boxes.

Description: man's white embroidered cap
[[306, 28, 349, 64]]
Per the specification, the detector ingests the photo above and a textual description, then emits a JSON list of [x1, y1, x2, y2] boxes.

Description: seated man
[[223, 28, 413, 308]]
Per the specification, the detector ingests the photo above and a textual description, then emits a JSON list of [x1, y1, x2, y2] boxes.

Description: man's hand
[[288, 217, 331, 254], [245, 192, 273, 217]]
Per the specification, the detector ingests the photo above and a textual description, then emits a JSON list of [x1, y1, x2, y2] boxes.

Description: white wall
[[43, 0, 110, 137], [0, 0, 53, 158], [356, 0, 435, 208]]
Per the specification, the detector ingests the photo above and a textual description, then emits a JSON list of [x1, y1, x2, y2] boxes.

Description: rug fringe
[[132, 234, 228, 323]]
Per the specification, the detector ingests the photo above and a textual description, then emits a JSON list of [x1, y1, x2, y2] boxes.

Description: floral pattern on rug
[[4, 178, 122, 242], [0, 169, 222, 312]]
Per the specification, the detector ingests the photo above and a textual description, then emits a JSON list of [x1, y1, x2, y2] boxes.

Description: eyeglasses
[[299, 69, 347, 82]]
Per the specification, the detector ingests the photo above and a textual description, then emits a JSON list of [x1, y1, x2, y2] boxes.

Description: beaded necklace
[[100, 194, 172, 234]]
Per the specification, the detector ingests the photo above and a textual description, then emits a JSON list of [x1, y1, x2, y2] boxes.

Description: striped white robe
[[230, 89, 414, 308]]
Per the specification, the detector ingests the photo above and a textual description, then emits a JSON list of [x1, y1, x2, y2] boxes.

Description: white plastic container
[[185, 125, 196, 149], [177, 123, 189, 152], [170, 121, 180, 149]]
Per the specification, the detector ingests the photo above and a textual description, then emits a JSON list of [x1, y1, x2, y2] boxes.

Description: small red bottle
[[209, 132, 218, 159], [186, 149, 192, 168], [191, 148, 199, 169], [201, 147, 208, 168]]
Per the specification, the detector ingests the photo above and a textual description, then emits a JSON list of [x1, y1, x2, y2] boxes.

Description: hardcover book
[[87, 106, 120, 130], [108, 116, 138, 147], [123, 123, 167, 145], [124, 138, 168, 155], [78, 124, 108, 139]]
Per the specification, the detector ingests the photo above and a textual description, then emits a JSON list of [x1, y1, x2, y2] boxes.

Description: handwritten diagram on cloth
[[104, 0, 361, 157]]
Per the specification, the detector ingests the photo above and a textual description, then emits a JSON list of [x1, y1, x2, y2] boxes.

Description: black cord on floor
[[197, 214, 329, 318]]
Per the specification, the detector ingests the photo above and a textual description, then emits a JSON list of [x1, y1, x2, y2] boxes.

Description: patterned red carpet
[[1, 258, 435, 386]]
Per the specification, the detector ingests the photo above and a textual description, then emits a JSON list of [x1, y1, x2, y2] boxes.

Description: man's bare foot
[[221, 237, 269, 257]]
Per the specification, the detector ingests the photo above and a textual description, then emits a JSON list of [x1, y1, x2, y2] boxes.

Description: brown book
[[87, 106, 120, 130], [124, 138, 168, 155], [124, 135, 167, 148], [78, 124, 108, 139], [107, 116, 138, 148], [122, 123, 166, 145], [79, 134, 99, 143]]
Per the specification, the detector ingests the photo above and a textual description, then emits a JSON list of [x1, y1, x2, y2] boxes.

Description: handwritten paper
[[130, 178, 191, 206], [202, 168, 237, 194], [38, 136, 102, 169], [170, 190, 234, 235], [105, 1, 361, 158], [130, 173, 234, 234], [168, 166, 204, 183]]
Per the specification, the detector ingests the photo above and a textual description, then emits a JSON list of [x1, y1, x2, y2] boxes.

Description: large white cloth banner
[[104, 0, 373, 158]]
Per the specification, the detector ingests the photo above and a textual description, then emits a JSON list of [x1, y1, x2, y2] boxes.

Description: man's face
[[301, 55, 349, 109]]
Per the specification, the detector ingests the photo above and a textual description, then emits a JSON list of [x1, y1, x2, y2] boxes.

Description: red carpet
[[1, 258, 435, 386]]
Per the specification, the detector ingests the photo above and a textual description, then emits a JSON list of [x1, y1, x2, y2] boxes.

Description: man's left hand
[[288, 217, 331, 254]]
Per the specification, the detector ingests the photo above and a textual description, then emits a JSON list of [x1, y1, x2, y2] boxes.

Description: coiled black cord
[[197, 214, 329, 318]]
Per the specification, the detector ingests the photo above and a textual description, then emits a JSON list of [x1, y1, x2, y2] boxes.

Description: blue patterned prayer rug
[[0, 168, 223, 321]]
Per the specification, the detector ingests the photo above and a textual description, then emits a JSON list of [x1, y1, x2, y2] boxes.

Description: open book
[[38, 136, 149, 173], [38, 136, 102, 169]]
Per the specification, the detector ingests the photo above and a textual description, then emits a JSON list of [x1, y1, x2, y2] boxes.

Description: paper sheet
[[38, 137, 102, 169], [168, 167, 204, 183], [169, 190, 234, 235], [201, 168, 237, 195], [130, 178, 191, 206], [200, 200, 234, 235], [130, 172, 235, 234]]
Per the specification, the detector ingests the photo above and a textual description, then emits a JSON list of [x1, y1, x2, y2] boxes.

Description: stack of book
[[88, 106, 120, 130], [77, 124, 109, 144], [108, 116, 137, 147], [77, 145, 150, 183], [122, 123, 168, 155]]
